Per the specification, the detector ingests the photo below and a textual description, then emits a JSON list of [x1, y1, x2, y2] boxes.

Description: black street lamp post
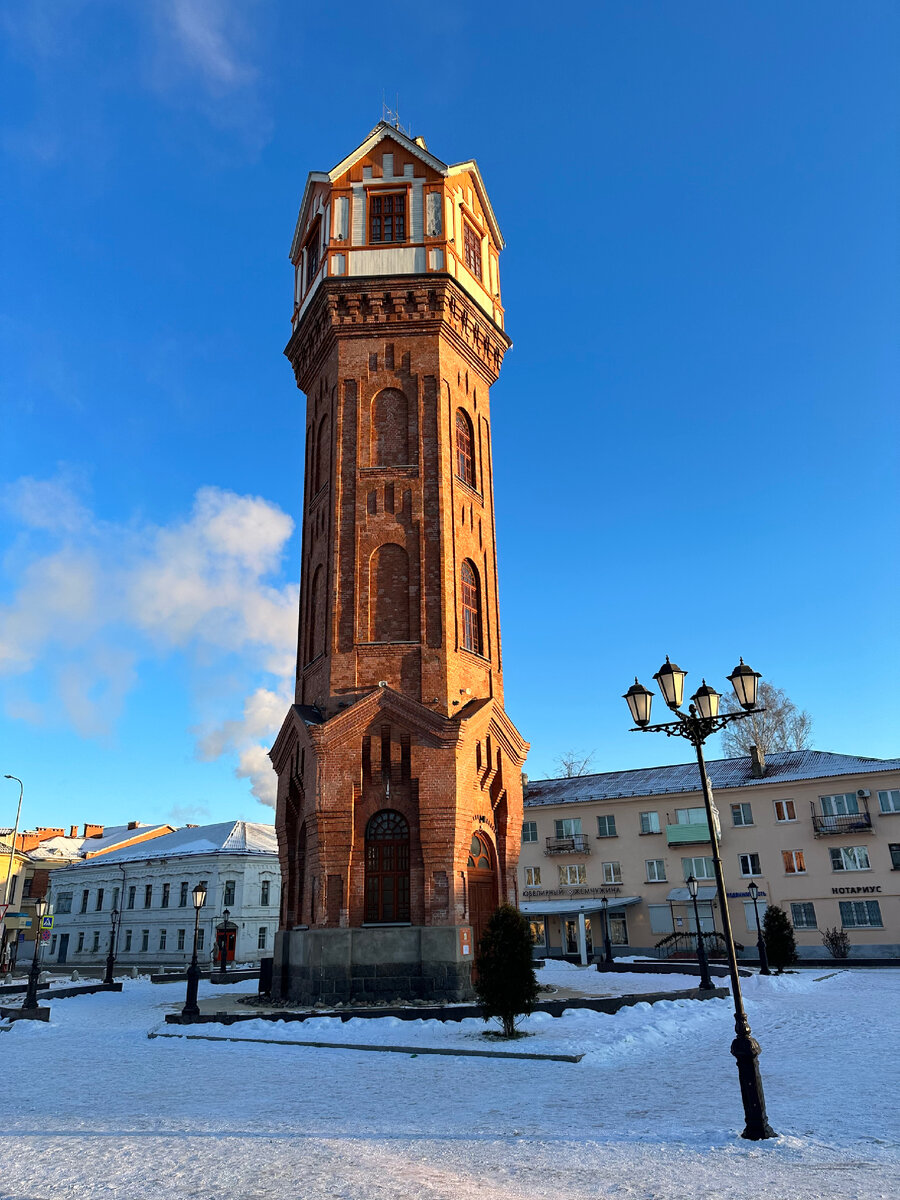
[[686, 874, 715, 992], [218, 908, 230, 978], [22, 896, 47, 1012], [624, 657, 776, 1141], [600, 896, 614, 965], [181, 882, 208, 1018], [747, 880, 771, 976], [104, 906, 119, 986]]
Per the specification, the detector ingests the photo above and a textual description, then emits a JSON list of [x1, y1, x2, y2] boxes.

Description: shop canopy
[[665, 887, 718, 902], [518, 897, 642, 916]]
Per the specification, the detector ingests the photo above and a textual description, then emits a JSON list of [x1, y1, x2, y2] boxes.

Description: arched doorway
[[364, 810, 410, 923], [467, 830, 498, 953]]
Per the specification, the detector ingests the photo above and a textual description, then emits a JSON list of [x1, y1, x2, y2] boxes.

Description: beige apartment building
[[518, 749, 900, 963]]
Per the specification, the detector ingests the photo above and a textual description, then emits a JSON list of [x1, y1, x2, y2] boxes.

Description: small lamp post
[[686, 875, 715, 992], [624, 656, 776, 1141], [747, 880, 770, 976], [218, 908, 230, 977], [181, 882, 207, 1018], [600, 896, 614, 965], [22, 895, 47, 1011], [103, 906, 119, 986]]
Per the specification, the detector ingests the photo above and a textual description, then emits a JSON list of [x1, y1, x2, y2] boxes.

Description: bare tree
[[555, 750, 596, 778], [720, 681, 813, 758]]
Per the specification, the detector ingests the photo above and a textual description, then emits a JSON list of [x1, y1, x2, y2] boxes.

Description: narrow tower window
[[369, 192, 406, 243], [455, 409, 475, 487], [463, 222, 482, 280], [460, 559, 482, 655]]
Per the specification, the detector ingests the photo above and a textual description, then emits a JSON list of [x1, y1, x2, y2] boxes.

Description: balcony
[[810, 805, 873, 837], [665, 821, 711, 847], [544, 835, 591, 856]]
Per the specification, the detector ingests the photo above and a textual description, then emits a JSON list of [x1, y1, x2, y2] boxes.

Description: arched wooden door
[[467, 831, 498, 955], [365, 810, 411, 923]]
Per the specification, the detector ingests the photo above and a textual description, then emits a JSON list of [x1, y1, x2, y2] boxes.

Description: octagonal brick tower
[[270, 122, 529, 1005]]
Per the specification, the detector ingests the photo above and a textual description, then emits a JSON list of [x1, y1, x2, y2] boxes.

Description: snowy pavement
[[0, 969, 896, 1199]]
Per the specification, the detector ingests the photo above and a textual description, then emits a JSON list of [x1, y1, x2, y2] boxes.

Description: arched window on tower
[[365, 810, 410, 923], [306, 564, 326, 663], [314, 413, 330, 493], [455, 409, 475, 487], [460, 559, 482, 655]]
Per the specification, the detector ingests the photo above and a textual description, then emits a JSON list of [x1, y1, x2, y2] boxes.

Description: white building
[[46, 821, 280, 970]]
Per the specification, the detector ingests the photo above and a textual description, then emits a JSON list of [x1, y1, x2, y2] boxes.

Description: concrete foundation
[[273, 926, 474, 1006]]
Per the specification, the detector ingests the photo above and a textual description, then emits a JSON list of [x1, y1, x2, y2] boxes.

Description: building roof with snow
[[92, 820, 278, 864], [525, 749, 900, 808]]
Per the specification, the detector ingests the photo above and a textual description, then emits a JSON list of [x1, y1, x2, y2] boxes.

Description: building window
[[197, 928, 205, 951], [369, 191, 406, 243], [782, 849, 806, 874], [878, 789, 900, 814], [460, 560, 482, 655], [23, 877, 33, 898], [743, 900, 768, 931], [597, 815, 617, 838], [682, 856, 715, 880], [675, 807, 706, 825], [144, 885, 153, 908], [529, 919, 546, 947], [524, 866, 541, 887], [257, 927, 267, 950], [124, 930, 132, 952], [602, 861, 622, 884], [640, 811, 661, 834], [56, 892, 73, 914], [179, 882, 188, 907], [224, 880, 236, 907], [260, 879, 271, 906], [455, 409, 475, 486], [739, 853, 762, 877], [558, 864, 587, 886], [555, 818, 582, 839], [159, 929, 167, 950], [80, 890, 89, 914], [645, 859, 667, 882], [364, 810, 411, 924], [774, 800, 797, 822], [821, 793, 861, 817], [830, 846, 871, 872], [177, 929, 186, 950], [304, 220, 321, 287], [50, 934, 57, 955], [141, 930, 149, 952], [112, 887, 119, 911], [463, 221, 482, 279], [890, 844, 900, 870], [161, 883, 170, 909], [839, 900, 883, 928], [732, 803, 753, 826], [127, 886, 136, 910], [92, 931, 100, 953], [790, 902, 817, 929], [522, 821, 538, 843], [198, 881, 208, 905], [95, 888, 104, 911], [77, 932, 85, 952], [649, 904, 675, 935]]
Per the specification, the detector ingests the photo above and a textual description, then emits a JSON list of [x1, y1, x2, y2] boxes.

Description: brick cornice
[[284, 275, 512, 394]]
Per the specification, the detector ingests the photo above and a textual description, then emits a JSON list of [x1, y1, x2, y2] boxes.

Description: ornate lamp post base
[[732, 1027, 777, 1140]]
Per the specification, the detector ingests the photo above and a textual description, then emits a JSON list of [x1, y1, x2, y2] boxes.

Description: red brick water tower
[[270, 122, 528, 1004]]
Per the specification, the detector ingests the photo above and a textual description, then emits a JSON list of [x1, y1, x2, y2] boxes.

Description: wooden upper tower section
[[289, 122, 506, 336]]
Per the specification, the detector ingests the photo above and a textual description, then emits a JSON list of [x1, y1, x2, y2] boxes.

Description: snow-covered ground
[[0, 969, 897, 1199]]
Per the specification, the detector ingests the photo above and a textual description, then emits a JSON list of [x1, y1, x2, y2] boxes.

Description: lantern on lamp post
[[181, 882, 208, 1018]]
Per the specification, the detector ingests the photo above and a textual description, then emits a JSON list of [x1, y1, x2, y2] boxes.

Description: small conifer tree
[[763, 904, 798, 972], [473, 904, 540, 1038]]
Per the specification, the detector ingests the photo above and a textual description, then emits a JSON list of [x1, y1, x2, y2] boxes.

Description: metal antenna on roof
[[382, 91, 410, 137]]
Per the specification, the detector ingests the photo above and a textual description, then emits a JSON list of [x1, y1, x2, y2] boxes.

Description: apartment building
[[46, 821, 280, 970], [518, 749, 900, 962]]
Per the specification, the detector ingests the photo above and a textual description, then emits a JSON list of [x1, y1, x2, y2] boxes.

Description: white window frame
[[124, 930, 132, 952], [596, 815, 617, 838], [640, 811, 661, 834], [774, 799, 796, 823], [524, 866, 541, 887], [675, 807, 706, 825], [529, 919, 547, 947], [782, 849, 806, 874], [821, 793, 860, 817], [731, 803, 753, 827], [878, 789, 900, 814], [743, 899, 768, 932], [645, 858, 667, 882], [521, 821, 538, 843], [177, 929, 186, 951], [141, 930, 149, 952], [602, 861, 622, 884], [682, 855, 715, 880], [91, 931, 100, 953], [558, 864, 587, 886], [830, 846, 871, 872], [738, 852, 762, 877], [790, 901, 817, 929], [839, 899, 882, 928], [555, 818, 582, 839], [159, 929, 167, 950], [257, 927, 267, 950]]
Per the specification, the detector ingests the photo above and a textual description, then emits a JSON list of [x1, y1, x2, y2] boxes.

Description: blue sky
[[2, 1, 898, 831]]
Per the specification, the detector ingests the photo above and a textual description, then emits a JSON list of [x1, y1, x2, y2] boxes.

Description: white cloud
[[0, 475, 297, 807], [164, 0, 255, 88]]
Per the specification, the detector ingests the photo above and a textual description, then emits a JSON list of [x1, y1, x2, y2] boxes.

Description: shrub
[[473, 904, 540, 1038], [821, 926, 851, 959], [762, 904, 798, 972]]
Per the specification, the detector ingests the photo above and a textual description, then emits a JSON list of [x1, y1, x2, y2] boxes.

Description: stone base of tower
[[272, 925, 474, 1006]]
